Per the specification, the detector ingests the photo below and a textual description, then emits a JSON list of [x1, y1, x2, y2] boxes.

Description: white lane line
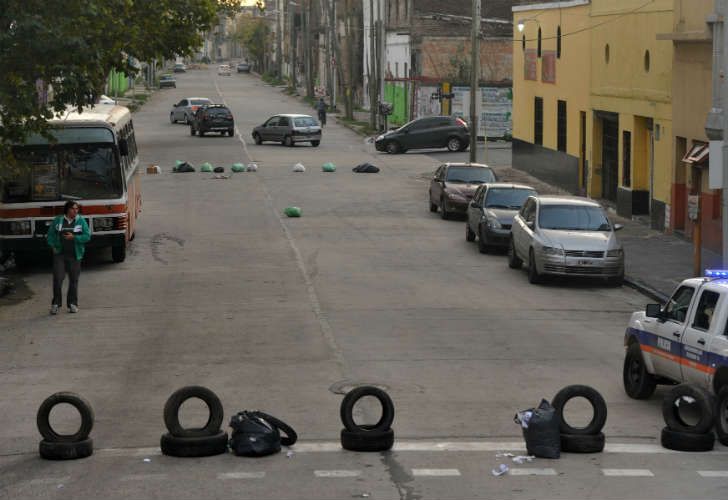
[[412, 468, 461, 477], [97, 447, 160, 458], [218, 472, 266, 480], [314, 470, 361, 478], [697, 470, 728, 477], [602, 469, 654, 477], [120, 474, 168, 481], [509, 468, 557, 476], [214, 79, 252, 161], [28, 476, 71, 485]]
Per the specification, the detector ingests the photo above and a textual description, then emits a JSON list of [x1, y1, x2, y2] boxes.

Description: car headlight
[[446, 191, 466, 201], [93, 217, 114, 231], [487, 218, 502, 229], [375, 135, 384, 141], [607, 248, 624, 258], [541, 245, 564, 256]]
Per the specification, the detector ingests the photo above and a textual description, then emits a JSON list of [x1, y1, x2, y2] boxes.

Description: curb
[[624, 276, 669, 303], [334, 117, 370, 137]]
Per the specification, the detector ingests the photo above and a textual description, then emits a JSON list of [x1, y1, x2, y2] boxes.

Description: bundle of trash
[[284, 207, 302, 217], [514, 399, 561, 459], [352, 163, 379, 173], [247, 163, 258, 172], [174, 161, 195, 173], [293, 163, 306, 173], [200, 162, 213, 173], [231, 163, 246, 173], [322, 162, 336, 172]]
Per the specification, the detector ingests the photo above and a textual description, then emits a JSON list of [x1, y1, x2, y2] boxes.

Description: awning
[[682, 143, 709, 164]]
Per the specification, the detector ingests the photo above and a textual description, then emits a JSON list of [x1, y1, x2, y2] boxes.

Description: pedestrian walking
[[316, 97, 327, 127], [46, 201, 90, 314]]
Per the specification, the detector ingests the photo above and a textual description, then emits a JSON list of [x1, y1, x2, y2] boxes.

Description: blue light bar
[[705, 269, 728, 278]]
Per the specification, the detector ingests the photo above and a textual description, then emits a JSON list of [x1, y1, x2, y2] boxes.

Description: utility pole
[[368, 0, 377, 129], [289, 3, 297, 89], [706, 0, 728, 268], [276, 0, 282, 77], [378, 0, 385, 128], [304, 0, 313, 98], [469, 0, 481, 163]]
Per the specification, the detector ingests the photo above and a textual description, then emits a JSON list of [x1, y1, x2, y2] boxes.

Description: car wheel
[[311, 140, 320, 147], [385, 141, 400, 154], [478, 226, 489, 253], [447, 137, 462, 152], [253, 133, 262, 145], [440, 197, 449, 220], [606, 272, 624, 287], [170, 113, 176, 124], [622, 343, 657, 399], [466, 223, 476, 242], [508, 239, 523, 269], [284, 135, 294, 147], [429, 201, 438, 213], [715, 386, 728, 446], [227, 129, 234, 137], [199, 130, 205, 137], [190, 127, 196, 136], [111, 245, 126, 263], [528, 248, 543, 284], [183, 114, 189, 124]]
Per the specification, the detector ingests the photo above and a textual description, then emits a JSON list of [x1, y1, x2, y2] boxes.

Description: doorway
[[601, 117, 619, 202]]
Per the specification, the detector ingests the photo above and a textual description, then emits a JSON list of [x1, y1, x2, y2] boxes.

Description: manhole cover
[[329, 380, 390, 395]]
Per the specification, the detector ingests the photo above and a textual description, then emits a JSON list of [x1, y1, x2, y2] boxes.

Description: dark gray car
[[252, 114, 321, 147], [375, 116, 470, 154], [465, 183, 536, 253]]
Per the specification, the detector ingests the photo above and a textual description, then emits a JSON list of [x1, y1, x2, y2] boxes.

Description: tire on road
[[160, 430, 229, 457], [39, 438, 93, 460], [715, 386, 728, 446], [660, 427, 714, 452], [552, 385, 607, 436], [662, 384, 715, 435], [163, 386, 224, 438], [623, 343, 657, 399], [37, 392, 94, 443], [560, 432, 605, 453], [340, 428, 394, 452], [340, 386, 395, 433]]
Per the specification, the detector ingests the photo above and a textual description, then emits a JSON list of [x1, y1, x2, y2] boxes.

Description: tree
[[0, 0, 242, 174], [232, 14, 271, 71]]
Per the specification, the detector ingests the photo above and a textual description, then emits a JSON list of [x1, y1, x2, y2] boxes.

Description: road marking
[[509, 468, 557, 476], [602, 469, 654, 477], [215, 79, 252, 161], [411, 468, 461, 477], [218, 472, 266, 480], [28, 477, 70, 485], [314, 470, 361, 478], [97, 447, 160, 458], [120, 474, 168, 481], [697, 470, 728, 477]]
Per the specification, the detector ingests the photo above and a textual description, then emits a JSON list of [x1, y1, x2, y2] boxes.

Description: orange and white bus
[[0, 104, 141, 262]]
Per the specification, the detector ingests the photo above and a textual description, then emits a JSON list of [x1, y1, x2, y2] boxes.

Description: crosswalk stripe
[[314, 470, 361, 478], [120, 474, 168, 481], [218, 472, 266, 479], [28, 477, 71, 485], [509, 468, 557, 476], [697, 470, 728, 477], [412, 468, 461, 477], [602, 469, 654, 477]]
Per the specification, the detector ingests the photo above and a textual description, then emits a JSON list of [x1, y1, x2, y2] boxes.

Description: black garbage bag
[[213, 166, 225, 173], [515, 399, 561, 459], [176, 162, 195, 173], [229, 411, 297, 457], [352, 163, 380, 173]]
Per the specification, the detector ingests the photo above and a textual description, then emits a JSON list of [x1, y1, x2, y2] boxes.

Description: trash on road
[[352, 163, 380, 173], [512, 455, 535, 464], [231, 163, 245, 173], [676, 395, 696, 407], [173, 160, 183, 172], [247, 163, 258, 172], [286, 449, 294, 458], [491, 464, 509, 477], [200, 162, 213, 173], [143, 458, 151, 463], [211, 174, 230, 180], [284, 207, 302, 218], [0, 277, 14, 298], [322, 162, 336, 172], [515, 399, 561, 459], [146, 165, 161, 174], [495, 452, 515, 458], [213, 166, 225, 173], [293, 163, 306, 172], [229, 411, 298, 457], [175, 162, 195, 173]]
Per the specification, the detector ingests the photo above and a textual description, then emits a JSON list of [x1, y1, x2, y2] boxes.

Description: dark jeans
[[318, 112, 326, 126], [52, 253, 81, 307]]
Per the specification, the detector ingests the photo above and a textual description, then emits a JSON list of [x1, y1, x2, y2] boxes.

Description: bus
[[0, 104, 141, 263]]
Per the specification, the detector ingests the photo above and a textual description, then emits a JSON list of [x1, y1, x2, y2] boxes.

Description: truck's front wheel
[[623, 343, 657, 399], [111, 245, 126, 263]]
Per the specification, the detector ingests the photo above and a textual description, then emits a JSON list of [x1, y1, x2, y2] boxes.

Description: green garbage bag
[[173, 160, 183, 172], [322, 162, 336, 172], [200, 162, 213, 173], [231, 163, 245, 173], [284, 206, 302, 217]]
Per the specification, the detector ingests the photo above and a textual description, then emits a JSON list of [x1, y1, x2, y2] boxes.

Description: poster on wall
[[415, 86, 442, 118], [450, 86, 512, 139], [524, 49, 537, 81], [542, 50, 556, 83]]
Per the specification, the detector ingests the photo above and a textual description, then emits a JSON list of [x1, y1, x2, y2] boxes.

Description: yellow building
[[512, 0, 676, 229]]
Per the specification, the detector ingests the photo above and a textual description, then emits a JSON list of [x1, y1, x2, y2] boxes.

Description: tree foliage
[[232, 14, 270, 70]]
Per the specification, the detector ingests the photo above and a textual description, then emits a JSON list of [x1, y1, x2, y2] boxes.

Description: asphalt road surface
[[1, 68, 726, 500]]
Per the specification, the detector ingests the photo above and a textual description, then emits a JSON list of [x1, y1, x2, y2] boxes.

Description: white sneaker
[[50, 305, 59, 315], [68, 304, 78, 313]]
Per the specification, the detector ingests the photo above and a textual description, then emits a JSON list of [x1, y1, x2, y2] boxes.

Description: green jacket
[[46, 214, 91, 261]]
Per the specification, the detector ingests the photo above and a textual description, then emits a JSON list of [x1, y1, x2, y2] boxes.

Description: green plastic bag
[[200, 162, 213, 173], [173, 159, 183, 172], [231, 163, 245, 173], [284, 206, 302, 217], [322, 162, 336, 172]]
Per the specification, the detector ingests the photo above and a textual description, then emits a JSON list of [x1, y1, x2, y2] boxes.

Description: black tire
[[715, 386, 728, 446], [466, 223, 476, 242], [251, 411, 298, 446], [385, 141, 400, 154], [284, 135, 294, 147], [199, 130, 205, 137], [662, 384, 715, 435], [528, 249, 542, 284], [508, 239, 522, 269], [39, 438, 93, 460], [560, 432, 605, 453], [163, 386, 224, 438], [37, 392, 94, 443], [447, 137, 462, 152], [183, 114, 189, 124], [170, 113, 176, 124], [623, 343, 658, 399], [429, 199, 438, 213], [660, 427, 714, 452], [606, 273, 624, 287], [311, 140, 320, 147], [190, 127, 196, 136], [228, 129, 234, 137], [340, 428, 394, 452], [160, 431, 229, 458], [440, 198, 449, 220], [340, 386, 395, 433], [253, 133, 262, 145], [552, 385, 608, 435], [478, 226, 489, 254], [111, 244, 126, 263]]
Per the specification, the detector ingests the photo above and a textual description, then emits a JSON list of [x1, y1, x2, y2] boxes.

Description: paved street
[[1, 68, 727, 500]]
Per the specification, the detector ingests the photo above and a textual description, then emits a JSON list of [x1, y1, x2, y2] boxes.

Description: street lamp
[[517, 18, 540, 32]]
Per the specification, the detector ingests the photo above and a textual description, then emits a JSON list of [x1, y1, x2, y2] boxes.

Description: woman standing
[[46, 201, 91, 314]]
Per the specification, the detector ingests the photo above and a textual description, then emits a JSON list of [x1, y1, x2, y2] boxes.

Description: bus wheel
[[112, 245, 126, 263]]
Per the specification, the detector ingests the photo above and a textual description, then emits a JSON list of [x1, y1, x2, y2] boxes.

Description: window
[[395, 62, 399, 78], [524, 200, 537, 223], [278, 117, 290, 126], [266, 117, 280, 127], [692, 290, 720, 331], [605, 44, 610, 64], [474, 186, 485, 206], [522, 34, 526, 51], [537, 28, 542, 57], [664, 286, 696, 323], [534, 97, 543, 145], [644, 50, 650, 72], [622, 131, 632, 187], [557, 100, 567, 152], [557, 26, 562, 58]]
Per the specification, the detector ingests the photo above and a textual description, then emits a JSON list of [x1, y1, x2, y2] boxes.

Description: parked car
[[236, 62, 251, 73], [252, 114, 321, 147], [170, 97, 213, 124], [508, 196, 625, 285], [375, 116, 469, 154], [97, 95, 116, 105], [159, 74, 176, 88], [173, 63, 186, 73], [190, 104, 235, 137], [429, 163, 497, 219], [466, 183, 537, 253], [218, 64, 232, 76]]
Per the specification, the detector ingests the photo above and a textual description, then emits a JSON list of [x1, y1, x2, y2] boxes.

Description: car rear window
[[539, 205, 611, 231], [445, 167, 496, 184], [208, 108, 230, 116], [191, 99, 211, 106], [294, 117, 317, 127], [484, 188, 536, 209]]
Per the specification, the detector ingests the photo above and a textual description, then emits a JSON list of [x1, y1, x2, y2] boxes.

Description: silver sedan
[[508, 196, 624, 285]]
